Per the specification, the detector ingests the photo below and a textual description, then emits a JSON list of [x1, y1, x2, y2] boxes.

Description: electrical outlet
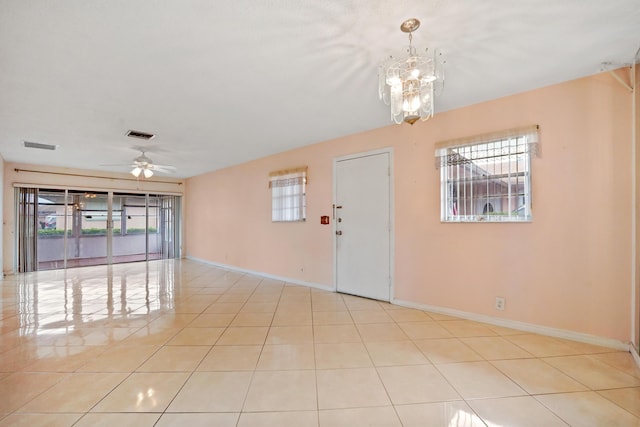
[[495, 297, 505, 310]]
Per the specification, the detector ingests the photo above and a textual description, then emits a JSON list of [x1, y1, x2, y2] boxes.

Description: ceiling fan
[[128, 151, 175, 178]]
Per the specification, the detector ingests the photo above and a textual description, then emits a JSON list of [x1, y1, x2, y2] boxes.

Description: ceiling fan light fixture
[[126, 151, 171, 178], [378, 18, 445, 125]]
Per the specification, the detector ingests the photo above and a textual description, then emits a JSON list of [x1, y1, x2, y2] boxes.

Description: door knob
[[336, 230, 342, 235]]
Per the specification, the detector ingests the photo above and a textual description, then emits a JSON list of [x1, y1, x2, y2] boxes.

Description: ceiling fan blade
[[151, 165, 176, 173], [102, 151, 176, 175], [151, 164, 176, 170]]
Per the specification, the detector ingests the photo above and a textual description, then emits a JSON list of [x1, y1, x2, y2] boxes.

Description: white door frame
[[332, 147, 395, 300]]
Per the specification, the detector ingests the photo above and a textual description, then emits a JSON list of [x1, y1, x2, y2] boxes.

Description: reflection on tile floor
[[0, 259, 639, 426]]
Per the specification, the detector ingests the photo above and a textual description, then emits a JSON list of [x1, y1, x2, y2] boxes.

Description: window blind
[[269, 167, 307, 222]]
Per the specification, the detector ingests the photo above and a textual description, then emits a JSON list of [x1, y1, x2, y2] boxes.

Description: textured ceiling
[[1, 0, 639, 178]]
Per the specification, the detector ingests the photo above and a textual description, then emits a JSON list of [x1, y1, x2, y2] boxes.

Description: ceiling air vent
[[23, 141, 57, 150], [126, 130, 156, 140]]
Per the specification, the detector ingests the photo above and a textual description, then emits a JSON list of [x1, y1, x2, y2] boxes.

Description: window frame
[[269, 167, 307, 223], [436, 126, 538, 223]]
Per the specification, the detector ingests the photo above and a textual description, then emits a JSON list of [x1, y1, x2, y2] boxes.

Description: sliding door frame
[[14, 184, 182, 272]]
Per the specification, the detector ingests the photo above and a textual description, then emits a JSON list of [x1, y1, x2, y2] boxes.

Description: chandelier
[[378, 18, 444, 125]]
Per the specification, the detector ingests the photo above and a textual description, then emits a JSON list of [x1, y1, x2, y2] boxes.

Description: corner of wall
[[0, 155, 4, 279], [634, 62, 640, 350]]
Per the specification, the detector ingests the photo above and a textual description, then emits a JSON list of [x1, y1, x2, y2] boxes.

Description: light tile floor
[[1, 259, 639, 426]]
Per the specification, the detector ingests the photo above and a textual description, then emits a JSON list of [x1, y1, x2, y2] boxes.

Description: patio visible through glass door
[[36, 190, 110, 269], [113, 194, 161, 263], [31, 189, 181, 271]]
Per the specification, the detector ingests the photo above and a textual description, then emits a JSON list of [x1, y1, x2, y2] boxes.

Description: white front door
[[335, 150, 392, 301]]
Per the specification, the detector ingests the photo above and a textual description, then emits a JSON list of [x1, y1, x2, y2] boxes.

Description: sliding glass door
[[70, 191, 109, 268], [111, 194, 180, 263], [113, 194, 152, 263], [157, 195, 180, 260], [16, 187, 181, 272]]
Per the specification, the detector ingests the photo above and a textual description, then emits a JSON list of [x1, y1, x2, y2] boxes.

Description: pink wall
[[185, 71, 633, 342]]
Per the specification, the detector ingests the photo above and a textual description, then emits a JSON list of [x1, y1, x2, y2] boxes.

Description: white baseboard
[[392, 298, 630, 351], [631, 343, 640, 368], [186, 256, 630, 351], [185, 256, 333, 292]]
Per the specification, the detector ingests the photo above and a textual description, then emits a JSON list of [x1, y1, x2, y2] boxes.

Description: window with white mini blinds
[[436, 126, 539, 222], [269, 167, 307, 222]]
